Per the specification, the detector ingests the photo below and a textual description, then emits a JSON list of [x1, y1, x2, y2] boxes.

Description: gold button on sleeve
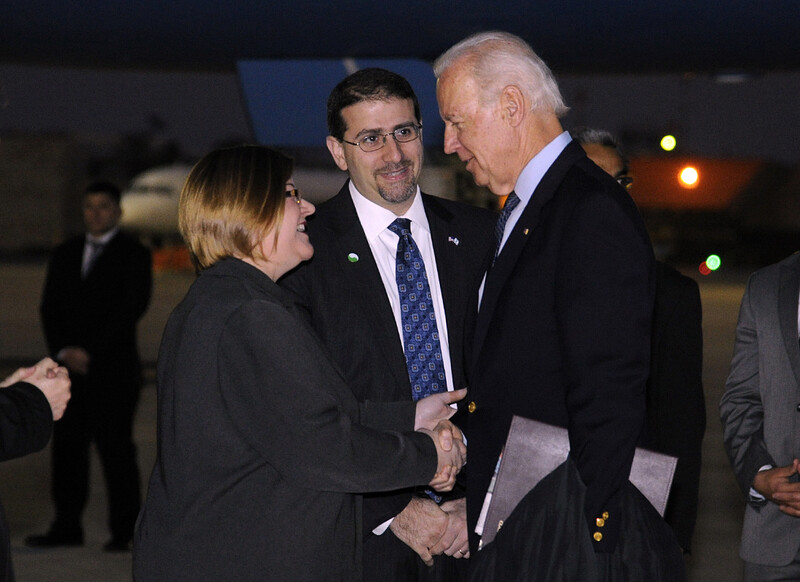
[[602, 511, 609, 520], [593, 532, 603, 542], [468, 401, 476, 413], [595, 518, 605, 527]]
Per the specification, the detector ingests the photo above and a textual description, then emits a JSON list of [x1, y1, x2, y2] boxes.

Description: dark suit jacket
[[0, 382, 53, 582], [644, 261, 705, 552], [40, 230, 152, 383], [282, 183, 495, 532], [466, 141, 655, 553], [134, 258, 439, 582]]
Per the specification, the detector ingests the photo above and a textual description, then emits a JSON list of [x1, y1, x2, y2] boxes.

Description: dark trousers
[[50, 373, 141, 541], [363, 528, 468, 582]]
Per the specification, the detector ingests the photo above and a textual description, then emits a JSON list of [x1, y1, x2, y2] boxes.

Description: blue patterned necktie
[[388, 218, 448, 401], [493, 191, 520, 262]]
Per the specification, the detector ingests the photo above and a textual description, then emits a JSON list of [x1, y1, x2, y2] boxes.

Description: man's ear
[[326, 136, 349, 171], [500, 85, 525, 127]]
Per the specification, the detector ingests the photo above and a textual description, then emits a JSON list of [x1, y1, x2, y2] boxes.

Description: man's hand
[[419, 423, 466, 492], [756, 459, 800, 516], [415, 388, 467, 430], [390, 497, 449, 567], [58, 346, 90, 376], [430, 419, 464, 453], [1, 357, 71, 420], [0, 364, 37, 388], [431, 498, 470, 559]]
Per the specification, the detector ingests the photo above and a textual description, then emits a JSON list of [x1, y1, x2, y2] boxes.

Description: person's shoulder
[[111, 231, 152, 262], [114, 229, 149, 248], [421, 192, 495, 225], [52, 235, 84, 253], [744, 251, 800, 290], [656, 261, 698, 292], [752, 252, 800, 277]]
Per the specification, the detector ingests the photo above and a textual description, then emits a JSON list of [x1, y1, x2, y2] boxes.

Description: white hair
[[433, 31, 569, 117]]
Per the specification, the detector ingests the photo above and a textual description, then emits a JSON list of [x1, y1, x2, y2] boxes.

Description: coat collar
[[472, 141, 586, 360]]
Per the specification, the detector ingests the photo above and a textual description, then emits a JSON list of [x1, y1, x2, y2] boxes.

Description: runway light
[[699, 261, 712, 276], [679, 166, 699, 188], [660, 135, 677, 151], [706, 254, 721, 271]]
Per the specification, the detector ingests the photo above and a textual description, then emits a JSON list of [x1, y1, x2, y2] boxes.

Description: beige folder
[[477, 415, 677, 548]]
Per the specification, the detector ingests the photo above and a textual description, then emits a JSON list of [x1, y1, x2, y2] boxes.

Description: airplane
[[119, 164, 193, 243], [3, 1, 798, 268], [119, 160, 468, 242]]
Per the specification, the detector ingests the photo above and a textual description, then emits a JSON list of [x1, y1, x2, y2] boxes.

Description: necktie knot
[[503, 191, 521, 215], [388, 218, 412, 238], [82, 239, 106, 278], [493, 191, 521, 261]]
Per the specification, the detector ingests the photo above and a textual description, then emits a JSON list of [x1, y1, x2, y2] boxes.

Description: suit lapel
[[324, 187, 412, 392], [424, 195, 467, 388], [778, 256, 800, 388], [473, 141, 585, 361]]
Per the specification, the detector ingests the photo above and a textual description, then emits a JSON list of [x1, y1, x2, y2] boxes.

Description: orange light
[[679, 166, 699, 188]]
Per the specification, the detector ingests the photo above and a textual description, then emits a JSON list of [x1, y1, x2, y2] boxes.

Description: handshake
[[415, 388, 468, 492]]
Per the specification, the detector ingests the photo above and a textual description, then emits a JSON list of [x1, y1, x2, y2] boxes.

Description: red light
[[698, 261, 711, 276]]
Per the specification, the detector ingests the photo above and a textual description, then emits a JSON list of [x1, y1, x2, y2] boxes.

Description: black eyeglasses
[[616, 175, 634, 189], [285, 189, 302, 204], [342, 124, 422, 152]]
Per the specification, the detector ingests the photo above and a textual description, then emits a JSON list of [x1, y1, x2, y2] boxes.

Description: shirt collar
[[514, 131, 572, 204], [86, 226, 119, 246], [348, 181, 429, 241]]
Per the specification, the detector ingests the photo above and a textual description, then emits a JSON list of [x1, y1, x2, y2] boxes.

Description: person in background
[[28, 181, 152, 552], [133, 144, 466, 581], [1, 357, 71, 581], [721, 252, 800, 581], [282, 67, 494, 581], [571, 126, 706, 554]]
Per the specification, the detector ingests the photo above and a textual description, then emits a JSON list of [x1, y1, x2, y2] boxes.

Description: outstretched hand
[[419, 421, 466, 492], [415, 388, 467, 430], [1, 357, 71, 420]]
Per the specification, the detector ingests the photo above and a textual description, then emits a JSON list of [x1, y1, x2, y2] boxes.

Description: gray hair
[[569, 126, 629, 173], [433, 31, 568, 117]]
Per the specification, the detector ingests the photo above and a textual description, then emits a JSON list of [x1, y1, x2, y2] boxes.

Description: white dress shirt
[[479, 131, 572, 305], [349, 182, 454, 535], [349, 182, 455, 394]]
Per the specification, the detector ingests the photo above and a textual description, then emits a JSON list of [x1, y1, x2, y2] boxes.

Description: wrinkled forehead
[[437, 69, 483, 119]]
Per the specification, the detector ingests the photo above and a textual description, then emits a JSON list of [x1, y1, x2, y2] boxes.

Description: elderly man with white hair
[[434, 31, 685, 580]]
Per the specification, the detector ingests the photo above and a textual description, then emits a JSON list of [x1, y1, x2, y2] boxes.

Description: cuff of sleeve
[[372, 517, 394, 536], [749, 465, 773, 504]]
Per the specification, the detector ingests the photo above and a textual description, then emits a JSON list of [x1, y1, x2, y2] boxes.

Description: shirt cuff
[[372, 517, 393, 535], [749, 465, 773, 501]]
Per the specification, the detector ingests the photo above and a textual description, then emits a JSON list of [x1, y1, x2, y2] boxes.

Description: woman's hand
[[419, 420, 466, 492]]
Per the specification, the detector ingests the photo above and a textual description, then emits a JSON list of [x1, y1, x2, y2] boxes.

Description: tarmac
[[0, 260, 750, 581]]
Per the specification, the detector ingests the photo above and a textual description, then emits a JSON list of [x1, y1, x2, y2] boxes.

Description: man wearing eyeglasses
[[282, 67, 494, 581]]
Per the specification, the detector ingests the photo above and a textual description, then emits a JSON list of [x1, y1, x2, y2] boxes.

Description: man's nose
[[443, 126, 459, 155], [382, 135, 405, 161]]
